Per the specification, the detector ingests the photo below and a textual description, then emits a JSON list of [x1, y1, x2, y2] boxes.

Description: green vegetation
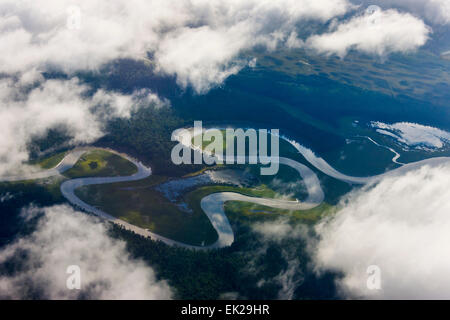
[[184, 184, 289, 204], [225, 201, 334, 225], [28, 151, 67, 169], [101, 106, 201, 177], [64, 150, 137, 178], [73, 172, 310, 247], [191, 129, 286, 158], [37, 151, 67, 169], [0, 179, 66, 247], [75, 176, 218, 246], [182, 164, 224, 178], [184, 184, 331, 226], [0, 177, 64, 202]]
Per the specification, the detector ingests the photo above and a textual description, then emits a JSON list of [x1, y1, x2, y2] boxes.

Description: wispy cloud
[[0, 77, 166, 176], [312, 163, 450, 299], [250, 219, 309, 299], [306, 8, 431, 57], [0, 205, 173, 299]]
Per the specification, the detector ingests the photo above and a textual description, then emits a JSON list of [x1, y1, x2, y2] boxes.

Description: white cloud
[[0, 205, 173, 299], [425, 0, 450, 24], [354, 0, 450, 25], [371, 121, 450, 150], [312, 162, 450, 299], [252, 219, 308, 299], [306, 8, 431, 57], [252, 218, 308, 243]]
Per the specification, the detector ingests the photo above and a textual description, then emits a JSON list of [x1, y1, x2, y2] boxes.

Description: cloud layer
[[1, 0, 353, 92], [354, 0, 450, 25], [1, 1, 437, 93], [306, 8, 431, 57], [0, 205, 172, 299], [313, 163, 450, 299], [4, 1, 435, 92]]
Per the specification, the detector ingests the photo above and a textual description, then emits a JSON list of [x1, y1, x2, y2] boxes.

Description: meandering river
[[1, 130, 449, 250]]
